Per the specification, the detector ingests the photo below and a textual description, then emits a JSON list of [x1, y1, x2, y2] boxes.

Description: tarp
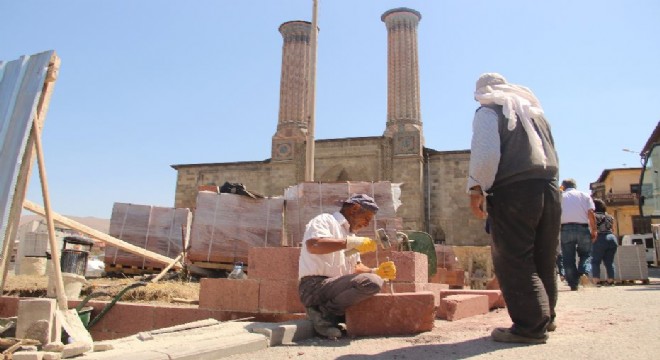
[[0, 50, 56, 248]]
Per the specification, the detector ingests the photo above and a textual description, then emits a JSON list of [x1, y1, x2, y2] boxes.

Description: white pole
[[305, 0, 319, 181]]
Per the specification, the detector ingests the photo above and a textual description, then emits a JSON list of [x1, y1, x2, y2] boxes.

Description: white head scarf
[[474, 73, 547, 167]]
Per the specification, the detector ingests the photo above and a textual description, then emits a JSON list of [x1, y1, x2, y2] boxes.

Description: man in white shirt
[[560, 178, 597, 290], [298, 194, 396, 339]]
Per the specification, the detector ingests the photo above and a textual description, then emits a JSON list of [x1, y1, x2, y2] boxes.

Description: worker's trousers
[[298, 273, 383, 316], [486, 179, 560, 338]]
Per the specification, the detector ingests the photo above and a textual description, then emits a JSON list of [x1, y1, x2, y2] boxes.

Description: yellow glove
[[346, 236, 377, 254], [373, 261, 396, 280]]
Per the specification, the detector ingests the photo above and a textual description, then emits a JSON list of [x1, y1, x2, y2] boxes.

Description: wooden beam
[[23, 200, 182, 269]]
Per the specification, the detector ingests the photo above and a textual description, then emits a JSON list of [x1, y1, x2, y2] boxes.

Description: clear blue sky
[[2, 0, 658, 219]]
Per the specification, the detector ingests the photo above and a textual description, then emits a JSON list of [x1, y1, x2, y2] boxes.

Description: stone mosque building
[[171, 8, 490, 246]]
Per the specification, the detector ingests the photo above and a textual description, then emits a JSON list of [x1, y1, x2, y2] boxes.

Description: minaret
[[382, 8, 426, 232], [381, 8, 423, 156], [272, 21, 312, 162]]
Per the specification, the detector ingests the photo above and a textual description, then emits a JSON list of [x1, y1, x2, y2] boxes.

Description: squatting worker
[[298, 193, 396, 339], [467, 73, 561, 344]]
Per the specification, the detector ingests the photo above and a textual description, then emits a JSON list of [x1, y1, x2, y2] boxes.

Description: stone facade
[[170, 8, 491, 246]]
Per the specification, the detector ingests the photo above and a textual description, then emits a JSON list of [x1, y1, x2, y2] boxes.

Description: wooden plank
[[23, 200, 182, 269]]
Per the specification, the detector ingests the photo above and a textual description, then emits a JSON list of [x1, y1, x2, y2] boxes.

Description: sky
[[2, 0, 658, 219]]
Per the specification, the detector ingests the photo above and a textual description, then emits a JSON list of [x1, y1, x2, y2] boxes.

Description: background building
[[171, 8, 490, 246]]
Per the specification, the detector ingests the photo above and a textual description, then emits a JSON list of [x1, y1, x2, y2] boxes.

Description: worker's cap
[[344, 193, 379, 213]]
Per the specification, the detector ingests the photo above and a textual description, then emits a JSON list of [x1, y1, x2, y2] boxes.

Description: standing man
[[560, 178, 597, 290], [298, 194, 396, 339], [467, 73, 560, 344]]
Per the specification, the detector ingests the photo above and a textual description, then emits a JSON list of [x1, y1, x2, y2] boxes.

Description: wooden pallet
[[613, 279, 650, 285], [189, 261, 247, 272], [105, 263, 165, 276]]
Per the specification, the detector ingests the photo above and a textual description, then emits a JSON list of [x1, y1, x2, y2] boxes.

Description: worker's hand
[[373, 261, 396, 280], [346, 236, 377, 253]]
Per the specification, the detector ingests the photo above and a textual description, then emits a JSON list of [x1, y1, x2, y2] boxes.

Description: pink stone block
[[0, 297, 20, 318], [360, 251, 428, 283], [378, 282, 424, 294], [439, 294, 489, 321], [198, 278, 260, 312], [92, 303, 155, 334], [248, 247, 301, 280], [258, 279, 304, 313], [346, 292, 435, 336], [438, 289, 505, 310]]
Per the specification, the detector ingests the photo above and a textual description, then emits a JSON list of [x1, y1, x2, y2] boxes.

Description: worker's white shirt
[[467, 107, 501, 192], [298, 212, 360, 279], [561, 188, 595, 224]]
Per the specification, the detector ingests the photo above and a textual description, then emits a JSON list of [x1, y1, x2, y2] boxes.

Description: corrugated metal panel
[[0, 50, 56, 248]]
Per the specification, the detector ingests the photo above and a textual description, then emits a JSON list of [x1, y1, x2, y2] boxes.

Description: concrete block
[[258, 279, 304, 313], [42, 352, 61, 360], [163, 333, 268, 359], [438, 294, 489, 321], [438, 289, 505, 309], [199, 278, 260, 312], [361, 251, 428, 283], [16, 299, 60, 344], [12, 352, 43, 360], [248, 247, 300, 280], [346, 292, 435, 337], [62, 341, 92, 358], [247, 319, 314, 346]]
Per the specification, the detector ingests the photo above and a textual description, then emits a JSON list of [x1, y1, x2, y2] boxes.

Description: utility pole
[[305, 0, 319, 181]]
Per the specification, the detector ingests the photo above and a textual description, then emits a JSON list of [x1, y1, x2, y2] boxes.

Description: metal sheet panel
[[0, 50, 55, 248]]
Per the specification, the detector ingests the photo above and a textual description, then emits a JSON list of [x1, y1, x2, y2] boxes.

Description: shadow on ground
[[333, 336, 536, 359]]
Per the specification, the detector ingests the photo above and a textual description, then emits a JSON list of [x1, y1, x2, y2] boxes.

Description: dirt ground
[[2, 272, 200, 305], [224, 267, 660, 360]]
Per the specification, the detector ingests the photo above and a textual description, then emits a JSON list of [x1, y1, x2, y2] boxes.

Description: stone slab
[[345, 292, 435, 337], [439, 294, 489, 321]]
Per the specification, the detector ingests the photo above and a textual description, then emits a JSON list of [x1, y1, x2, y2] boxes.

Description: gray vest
[[481, 104, 559, 189]]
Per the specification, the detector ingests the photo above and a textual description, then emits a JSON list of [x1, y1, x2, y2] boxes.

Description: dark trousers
[[487, 179, 560, 338], [298, 273, 383, 316]]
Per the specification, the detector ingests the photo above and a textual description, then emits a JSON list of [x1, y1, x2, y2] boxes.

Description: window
[[630, 183, 641, 195], [632, 215, 652, 234]]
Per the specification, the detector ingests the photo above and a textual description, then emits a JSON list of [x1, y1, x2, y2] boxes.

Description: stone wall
[[426, 150, 491, 246]]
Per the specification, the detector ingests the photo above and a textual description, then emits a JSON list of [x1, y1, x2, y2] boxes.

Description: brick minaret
[[382, 8, 425, 231], [381, 7, 423, 154], [272, 21, 312, 162]]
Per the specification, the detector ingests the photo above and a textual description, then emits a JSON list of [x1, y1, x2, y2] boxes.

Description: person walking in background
[[298, 194, 396, 339], [590, 198, 618, 286], [467, 73, 560, 344], [560, 178, 597, 290]]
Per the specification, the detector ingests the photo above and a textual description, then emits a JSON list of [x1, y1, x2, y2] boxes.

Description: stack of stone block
[[188, 192, 284, 264], [198, 247, 304, 316], [198, 246, 506, 337], [283, 181, 403, 247], [105, 203, 191, 269]]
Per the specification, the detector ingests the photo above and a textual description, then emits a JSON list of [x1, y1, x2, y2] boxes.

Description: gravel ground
[[226, 267, 660, 360]]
